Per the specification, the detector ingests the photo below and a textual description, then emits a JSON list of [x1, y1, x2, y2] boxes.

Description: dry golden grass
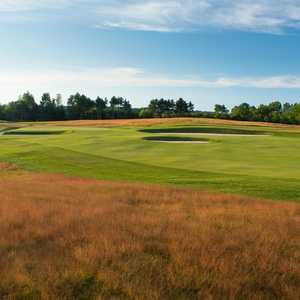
[[46, 117, 300, 129], [0, 167, 299, 299]]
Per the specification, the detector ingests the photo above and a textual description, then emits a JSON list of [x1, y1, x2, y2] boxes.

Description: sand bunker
[[142, 126, 271, 144]]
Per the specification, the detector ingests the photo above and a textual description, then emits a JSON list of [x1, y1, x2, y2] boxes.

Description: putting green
[[0, 122, 300, 202]]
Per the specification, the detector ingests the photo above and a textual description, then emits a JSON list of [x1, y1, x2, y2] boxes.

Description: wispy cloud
[[1, 67, 300, 91], [96, 1, 210, 32], [2, 1, 300, 34], [94, 0, 300, 34]]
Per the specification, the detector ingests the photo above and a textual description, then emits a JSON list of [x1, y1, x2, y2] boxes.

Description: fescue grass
[[44, 117, 300, 129], [0, 165, 299, 299]]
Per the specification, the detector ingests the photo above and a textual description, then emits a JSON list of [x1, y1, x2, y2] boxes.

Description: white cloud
[[2, 1, 300, 34], [213, 76, 300, 88], [1, 67, 300, 94], [93, 0, 300, 34], [96, 1, 210, 32]]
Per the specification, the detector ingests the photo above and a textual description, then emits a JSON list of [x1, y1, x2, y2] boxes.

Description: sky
[[1, 1, 300, 110]]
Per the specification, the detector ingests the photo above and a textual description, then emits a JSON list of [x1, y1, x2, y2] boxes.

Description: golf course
[[0, 118, 300, 299], [1, 118, 300, 201], [3, 1, 300, 297]]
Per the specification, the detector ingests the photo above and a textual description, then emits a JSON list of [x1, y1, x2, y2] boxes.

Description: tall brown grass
[[0, 167, 299, 299], [46, 117, 300, 129]]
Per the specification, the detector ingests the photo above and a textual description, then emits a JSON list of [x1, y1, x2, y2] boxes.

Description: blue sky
[[1, 1, 300, 110]]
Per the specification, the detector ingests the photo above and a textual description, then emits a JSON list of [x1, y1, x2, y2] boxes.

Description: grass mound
[[0, 170, 299, 299], [141, 126, 266, 135]]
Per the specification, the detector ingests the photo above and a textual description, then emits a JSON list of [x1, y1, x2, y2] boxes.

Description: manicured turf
[[1, 120, 300, 201]]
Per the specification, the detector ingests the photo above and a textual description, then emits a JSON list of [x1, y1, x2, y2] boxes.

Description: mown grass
[[0, 165, 299, 299], [1, 119, 300, 201]]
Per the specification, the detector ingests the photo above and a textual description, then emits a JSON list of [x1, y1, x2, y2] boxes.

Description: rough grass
[[0, 166, 299, 299], [44, 117, 300, 129]]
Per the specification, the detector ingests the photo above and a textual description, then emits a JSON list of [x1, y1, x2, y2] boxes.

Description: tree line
[[0, 92, 195, 121], [1, 92, 300, 125], [214, 101, 300, 124]]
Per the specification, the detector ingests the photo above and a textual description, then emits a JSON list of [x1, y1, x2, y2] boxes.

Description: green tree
[[214, 104, 229, 118], [269, 101, 282, 123], [5, 92, 39, 121], [108, 97, 132, 119], [148, 99, 175, 117], [187, 101, 194, 113], [175, 98, 189, 115], [95, 97, 107, 119], [54, 94, 66, 120], [122, 99, 132, 118], [139, 108, 153, 118], [231, 103, 254, 121], [0, 104, 5, 120], [67, 93, 95, 119], [40, 93, 56, 121]]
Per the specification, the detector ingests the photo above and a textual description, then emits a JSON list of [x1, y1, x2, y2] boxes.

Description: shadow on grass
[[140, 127, 266, 135], [143, 136, 209, 142], [3, 130, 67, 136]]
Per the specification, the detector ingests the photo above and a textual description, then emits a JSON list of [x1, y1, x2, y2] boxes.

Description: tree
[[139, 108, 153, 118], [175, 98, 189, 115], [55, 94, 62, 107], [109, 96, 122, 118], [122, 99, 132, 118], [95, 97, 107, 119], [108, 97, 132, 119], [0, 104, 5, 120], [147, 98, 195, 117], [4, 92, 39, 121], [40, 93, 56, 121], [231, 103, 254, 121], [148, 99, 175, 117], [284, 103, 300, 124], [255, 104, 270, 121], [268, 101, 282, 123], [187, 101, 194, 113], [54, 94, 66, 120], [214, 104, 229, 118], [67, 93, 95, 119]]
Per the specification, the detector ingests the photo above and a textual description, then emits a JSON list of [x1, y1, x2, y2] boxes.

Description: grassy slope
[[1, 120, 300, 201], [0, 166, 299, 299]]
